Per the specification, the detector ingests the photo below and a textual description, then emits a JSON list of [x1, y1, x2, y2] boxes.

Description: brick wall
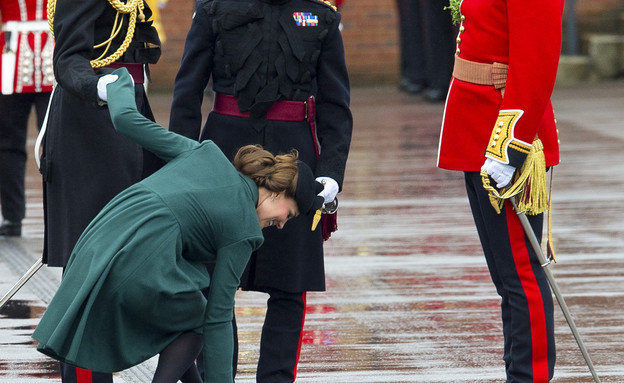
[[339, 0, 400, 86], [149, 0, 402, 90], [149, 0, 197, 91], [149, 0, 624, 91]]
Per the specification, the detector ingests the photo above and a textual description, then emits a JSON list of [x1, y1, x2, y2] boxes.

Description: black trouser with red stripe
[[465, 172, 556, 383], [60, 363, 112, 383], [256, 290, 307, 383]]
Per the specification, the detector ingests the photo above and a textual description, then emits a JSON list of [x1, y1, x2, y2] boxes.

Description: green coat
[[32, 68, 264, 382]]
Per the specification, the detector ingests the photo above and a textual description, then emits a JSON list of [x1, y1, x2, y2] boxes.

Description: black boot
[[0, 221, 22, 237]]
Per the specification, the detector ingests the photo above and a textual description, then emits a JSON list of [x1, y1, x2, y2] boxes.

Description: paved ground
[[1, 79, 624, 382]]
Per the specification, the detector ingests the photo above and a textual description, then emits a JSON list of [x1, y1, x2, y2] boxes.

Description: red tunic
[[438, 0, 563, 171], [0, 0, 54, 94]]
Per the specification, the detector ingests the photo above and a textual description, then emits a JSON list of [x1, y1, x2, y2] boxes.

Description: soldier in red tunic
[[0, 0, 53, 236], [438, 0, 563, 381]]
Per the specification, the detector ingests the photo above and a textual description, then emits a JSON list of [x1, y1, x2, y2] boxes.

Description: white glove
[[481, 158, 515, 188], [315, 176, 339, 204], [96, 74, 119, 102]]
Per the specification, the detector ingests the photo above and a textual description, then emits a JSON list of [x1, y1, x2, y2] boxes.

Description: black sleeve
[[168, 0, 216, 140], [314, 11, 353, 189], [52, 0, 109, 103]]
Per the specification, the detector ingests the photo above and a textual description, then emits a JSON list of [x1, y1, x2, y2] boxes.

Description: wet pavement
[[2, 80, 624, 382]]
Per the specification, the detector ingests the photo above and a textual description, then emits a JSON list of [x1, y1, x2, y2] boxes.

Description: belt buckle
[[304, 99, 309, 120]]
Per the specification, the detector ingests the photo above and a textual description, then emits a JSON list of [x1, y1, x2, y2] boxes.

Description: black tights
[[152, 331, 203, 383]]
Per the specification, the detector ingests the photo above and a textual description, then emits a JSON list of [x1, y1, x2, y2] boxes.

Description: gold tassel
[[481, 139, 557, 261], [515, 139, 547, 215], [311, 209, 322, 231], [481, 138, 548, 216]]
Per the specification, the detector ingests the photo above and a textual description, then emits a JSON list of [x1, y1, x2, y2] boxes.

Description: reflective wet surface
[[1, 81, 624, 382]]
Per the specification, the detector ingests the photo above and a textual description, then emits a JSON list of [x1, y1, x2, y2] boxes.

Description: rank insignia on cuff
[[485, 109, 532, 168], [293, 12, 319, 26]]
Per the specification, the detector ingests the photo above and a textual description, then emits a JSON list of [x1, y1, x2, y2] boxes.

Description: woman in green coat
[[32, 68, 324, 383]]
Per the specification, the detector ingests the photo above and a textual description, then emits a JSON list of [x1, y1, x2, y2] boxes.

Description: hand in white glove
[[481, 158, 515, 188], [96, 74, 119, 102], [315, 176, 339, 204]]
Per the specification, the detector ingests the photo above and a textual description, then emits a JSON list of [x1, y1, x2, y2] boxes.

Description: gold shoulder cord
[[322, 1, 337, 11], [47, 0, 145, 69]]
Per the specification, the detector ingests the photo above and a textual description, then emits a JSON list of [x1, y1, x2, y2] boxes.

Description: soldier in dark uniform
[[169, 0, 352, 381], [395, 0, 455, 101], [40, 0, 160, 381]]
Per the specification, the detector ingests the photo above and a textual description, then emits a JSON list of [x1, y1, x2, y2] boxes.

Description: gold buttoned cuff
[[485, 110, 532, 168]]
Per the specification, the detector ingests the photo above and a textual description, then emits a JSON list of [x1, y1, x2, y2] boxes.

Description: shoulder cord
[[47, 0, 145, 68], [322, 1, 337, 11]]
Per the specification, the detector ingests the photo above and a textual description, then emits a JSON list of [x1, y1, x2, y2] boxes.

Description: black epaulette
[[304, 0, 337, 12]]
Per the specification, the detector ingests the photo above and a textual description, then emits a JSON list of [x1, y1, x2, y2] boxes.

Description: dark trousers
[[464, 172, 555, 382], [256, 290, 306, 383], [395, 0, 455, 90], [396, 0, 427, 85], [60, 363, 112, 383], [0, 92, 50, 222]]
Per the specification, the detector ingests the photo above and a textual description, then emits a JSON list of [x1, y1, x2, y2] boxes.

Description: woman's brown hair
[[233, 145, 299, 199]]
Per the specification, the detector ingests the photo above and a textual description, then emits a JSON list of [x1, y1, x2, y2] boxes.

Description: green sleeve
[[105, 68, 198, 162], [201, 238, 260, 382]]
